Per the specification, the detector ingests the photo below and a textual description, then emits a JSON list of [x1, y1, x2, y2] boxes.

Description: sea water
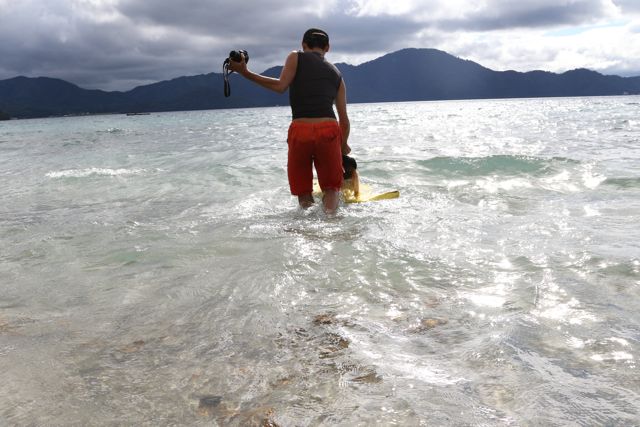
[[0, 97, 639, 426]]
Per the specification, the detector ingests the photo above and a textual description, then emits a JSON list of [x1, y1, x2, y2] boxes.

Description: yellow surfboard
[[313, 181, 400, 204]]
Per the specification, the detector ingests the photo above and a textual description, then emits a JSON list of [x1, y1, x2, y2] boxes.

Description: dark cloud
[[322, 14, 426, 54], [0, 0, 232, 89], [436, 0, 611, 31], [115, 0, 282, 50], [117, 0, 300, 35], [0, 0, 638, 90], [114, 1, 423, 64]]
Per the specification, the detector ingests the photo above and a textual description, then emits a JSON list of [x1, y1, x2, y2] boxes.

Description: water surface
[[1, 97, 639, 425]]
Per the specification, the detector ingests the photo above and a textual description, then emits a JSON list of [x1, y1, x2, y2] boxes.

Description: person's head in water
[[342, 155, 357, 180], [303, 28, 329, 50]]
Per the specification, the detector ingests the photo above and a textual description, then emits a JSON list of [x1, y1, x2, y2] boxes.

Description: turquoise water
[[1, 97, 639, 425]]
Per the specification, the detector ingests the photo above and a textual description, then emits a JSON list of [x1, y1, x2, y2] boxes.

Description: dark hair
[[342, 155, 357, 179], [303, 28, 329, 49]]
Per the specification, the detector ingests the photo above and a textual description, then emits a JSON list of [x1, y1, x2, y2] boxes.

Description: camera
[[228, 50, 249, 63], [223, 50, 249, 97]]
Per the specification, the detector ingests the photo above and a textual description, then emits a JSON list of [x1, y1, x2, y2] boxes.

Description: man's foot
[[322, 190, 339, 213], [298, 194, 314, 209]]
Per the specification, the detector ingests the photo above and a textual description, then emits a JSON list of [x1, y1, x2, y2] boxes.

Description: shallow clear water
[[1, 97, 639, 426]]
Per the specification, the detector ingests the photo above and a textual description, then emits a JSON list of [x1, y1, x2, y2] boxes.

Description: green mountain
[[1, 48, 639, 119]]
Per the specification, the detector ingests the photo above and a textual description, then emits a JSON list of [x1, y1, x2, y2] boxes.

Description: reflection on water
[[1, 98, 639, 425]]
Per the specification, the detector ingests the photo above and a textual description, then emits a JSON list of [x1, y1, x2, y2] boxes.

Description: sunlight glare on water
[[0, 97, 639, 425]]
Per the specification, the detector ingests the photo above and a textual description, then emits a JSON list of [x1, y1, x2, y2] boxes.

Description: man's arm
[[229, 51, 297, 94], [335, 80, 350, 154]]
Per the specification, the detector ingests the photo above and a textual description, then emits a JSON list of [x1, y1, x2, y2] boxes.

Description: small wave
[[46, 168, 145, 178], [473, 177, 534, 194], [602, 177, 640, 189], [97, 128, 124, 134], [418, 155, 578, 177]]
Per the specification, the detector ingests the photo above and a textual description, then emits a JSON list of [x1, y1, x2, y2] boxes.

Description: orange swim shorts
[[287, 121, 343, 196]]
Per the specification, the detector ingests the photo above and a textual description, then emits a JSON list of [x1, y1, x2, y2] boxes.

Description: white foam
[[540, 170, 580, 192], [583, 206, 601, 217], [464, 292, 506, 308], [607, 337, 630, 347], [567, 336, 586, 349], [46, 168, 145, 178], [591, 352, 633, 362], [582, 171, 606, 189], [533, 297, 597, 325], [475, 177, 533, 193]]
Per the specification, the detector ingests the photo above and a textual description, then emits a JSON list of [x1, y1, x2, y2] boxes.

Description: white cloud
[[0, 0, 639, 90], [347, 0, 418, 16], [435, 20, 640, 76], [613, 0, 640, 13]]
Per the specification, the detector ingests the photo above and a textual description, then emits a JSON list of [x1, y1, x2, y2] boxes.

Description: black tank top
[[289, 51, 342, 119]]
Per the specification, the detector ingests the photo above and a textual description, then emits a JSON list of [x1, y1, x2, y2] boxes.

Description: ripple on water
[[1, 99, 639, 425]]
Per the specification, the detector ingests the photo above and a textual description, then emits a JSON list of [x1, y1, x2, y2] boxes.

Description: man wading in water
[[228, 28, 351, 213]]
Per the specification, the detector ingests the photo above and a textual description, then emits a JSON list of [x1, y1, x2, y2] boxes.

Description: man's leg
[[314, 123, 343, 213], [288, 123, 314, 206], [298, 194, 314, 209], [322, 190, 339, 213]]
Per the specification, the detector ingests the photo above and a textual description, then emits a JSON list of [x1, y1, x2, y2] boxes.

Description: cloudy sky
[[1, 0, 639, 91]]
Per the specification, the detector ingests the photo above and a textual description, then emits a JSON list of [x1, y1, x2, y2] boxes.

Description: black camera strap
[[223, 51, 247, 98], [223, 58, 233, 97]]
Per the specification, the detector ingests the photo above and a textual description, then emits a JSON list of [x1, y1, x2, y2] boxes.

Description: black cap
[[303, 28, 329, 47]]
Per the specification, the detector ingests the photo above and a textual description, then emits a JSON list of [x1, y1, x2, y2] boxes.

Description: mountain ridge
[[1, 48, 639, 119]]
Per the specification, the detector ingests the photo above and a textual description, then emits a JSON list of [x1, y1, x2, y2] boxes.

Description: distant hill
[[1, 48, 639, 119], [0, 76, 125, 118]]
